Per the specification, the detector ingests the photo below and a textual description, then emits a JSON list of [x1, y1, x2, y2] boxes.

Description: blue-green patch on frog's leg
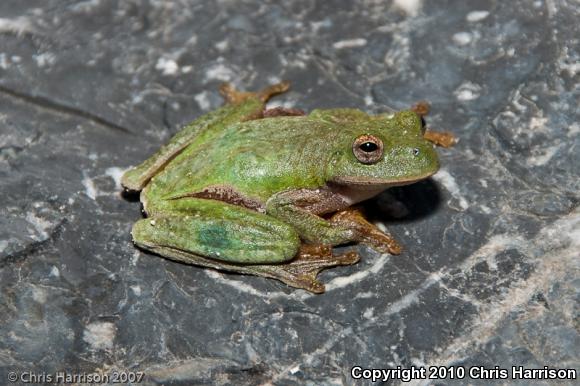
[[121, 82, 291, 191]]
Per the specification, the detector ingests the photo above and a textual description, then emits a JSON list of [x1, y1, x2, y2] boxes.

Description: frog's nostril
[[412, 148, 420, 156]]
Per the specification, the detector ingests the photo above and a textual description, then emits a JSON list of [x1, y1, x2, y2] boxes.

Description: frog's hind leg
[[139, 241, 359, 294], [132, 198, 359, 293], [133, 198, 300, 265], [220, 81, 290, 104], [122, 89, 273, 191]]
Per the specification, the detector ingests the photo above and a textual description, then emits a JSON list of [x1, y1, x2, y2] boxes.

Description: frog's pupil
[[360, 142, 378, 152]]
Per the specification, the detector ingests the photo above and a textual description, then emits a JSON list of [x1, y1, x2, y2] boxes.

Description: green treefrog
[[122, 81, 455, 293]]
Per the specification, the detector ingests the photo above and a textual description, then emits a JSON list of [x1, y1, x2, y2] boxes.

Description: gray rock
[[0, 0, 578, 385]]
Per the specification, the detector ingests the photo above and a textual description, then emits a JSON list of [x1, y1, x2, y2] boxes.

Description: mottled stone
[[0, 1, 578, 385]]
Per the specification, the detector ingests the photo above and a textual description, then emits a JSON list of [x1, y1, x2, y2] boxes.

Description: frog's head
[[329, 110, 439, 187]]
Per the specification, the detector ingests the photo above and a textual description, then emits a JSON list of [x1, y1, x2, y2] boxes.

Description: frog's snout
[[391, 142, 439, 178]]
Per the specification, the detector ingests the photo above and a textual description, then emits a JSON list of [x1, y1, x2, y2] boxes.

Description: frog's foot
[[423, 129, 457, 148], [329, 208, 402, 255], [253, 244, 360, 293], [262, 106, 305, 117], [409, 101, 457, 148], [137, 241, 358, 294], [219, 81, 290, 104], [410, 101, 431, 117]]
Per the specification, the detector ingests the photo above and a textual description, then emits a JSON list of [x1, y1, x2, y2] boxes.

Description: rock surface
[[0, 1, 578, 385]]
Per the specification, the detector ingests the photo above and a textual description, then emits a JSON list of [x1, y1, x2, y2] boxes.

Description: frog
[[121, 81, 455, 293]]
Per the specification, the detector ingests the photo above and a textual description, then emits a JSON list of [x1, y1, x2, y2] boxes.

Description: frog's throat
[[330, 169, 438, 187]]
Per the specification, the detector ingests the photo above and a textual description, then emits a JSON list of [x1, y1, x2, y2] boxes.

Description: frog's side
[[122, 82, 454, 293]]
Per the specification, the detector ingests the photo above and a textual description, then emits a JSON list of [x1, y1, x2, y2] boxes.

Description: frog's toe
[[253, 247, 360, 293], [304, 280, 325, 294], [219, 83, 251, 104], [264, 266, 326, 294], [364, 236, 402, 255], [410, 101, 431, 117], [336, 251, 361, 265], [423, 129, 457, 148], [262, 106, 305, 117]]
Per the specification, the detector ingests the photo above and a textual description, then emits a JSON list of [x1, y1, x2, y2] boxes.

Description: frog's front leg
[[329, 207, 402, 255], [267, 190, 402, 254], [266, 190, 360, 246], [132, 198, 358, 293]]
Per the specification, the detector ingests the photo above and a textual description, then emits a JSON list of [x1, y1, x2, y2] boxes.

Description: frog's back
[[143, 117, 344, 205]]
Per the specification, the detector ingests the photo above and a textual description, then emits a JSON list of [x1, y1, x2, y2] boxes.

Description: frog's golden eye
[[353, 134, 384, 164]]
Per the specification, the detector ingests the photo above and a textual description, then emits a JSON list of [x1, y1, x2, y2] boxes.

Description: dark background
[[1, 1, 578, 385]]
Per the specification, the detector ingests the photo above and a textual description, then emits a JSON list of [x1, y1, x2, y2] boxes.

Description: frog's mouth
[[331, 169, 438, 187]]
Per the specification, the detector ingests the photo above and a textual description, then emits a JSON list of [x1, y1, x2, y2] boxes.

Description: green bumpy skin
[[132, 198, 300, 264], [121, 83, 441, 292]]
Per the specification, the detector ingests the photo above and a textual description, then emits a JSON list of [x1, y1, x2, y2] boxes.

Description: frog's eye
[[353, 134, 384, 164]]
